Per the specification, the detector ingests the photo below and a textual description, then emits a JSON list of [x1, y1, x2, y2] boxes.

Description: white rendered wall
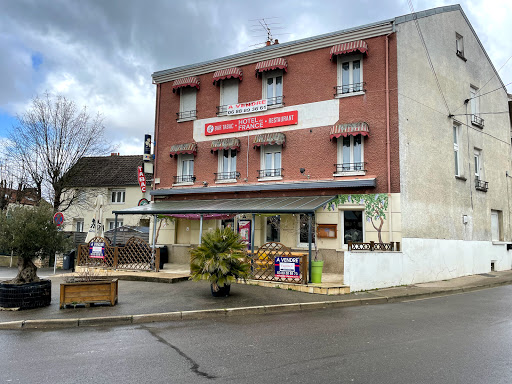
[[344, 238, 512, 292]]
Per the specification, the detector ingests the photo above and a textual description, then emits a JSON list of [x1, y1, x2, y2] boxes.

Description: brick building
[[116, 5, 512, 290]]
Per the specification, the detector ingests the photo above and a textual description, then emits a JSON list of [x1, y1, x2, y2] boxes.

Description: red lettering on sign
[[137, 166, 146, 193]]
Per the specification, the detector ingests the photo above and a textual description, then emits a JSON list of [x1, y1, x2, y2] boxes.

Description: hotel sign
[[226, 99, 267, 116], [205, 110, 298, 136]]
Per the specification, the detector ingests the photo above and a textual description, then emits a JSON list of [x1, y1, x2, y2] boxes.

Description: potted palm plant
[[190, 227, 250, 297]]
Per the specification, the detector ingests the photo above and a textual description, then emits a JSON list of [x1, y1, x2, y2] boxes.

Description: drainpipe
[[386, 33, 393, 243], [154, 83, 161, 188]]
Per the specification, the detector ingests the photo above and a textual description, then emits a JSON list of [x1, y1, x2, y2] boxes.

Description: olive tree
[[0, 205, 70, 283]]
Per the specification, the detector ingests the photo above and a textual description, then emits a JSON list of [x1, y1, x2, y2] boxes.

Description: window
[[474, 149, 482, 181], [108, 220, 123, 230], [453, 124, 460, 176], [456, 33, 465, 58], [110, 189, 125, 204], [217, 149, 237, 180], [342, 210, 364, 246], [176, 154, 195, 183], [76, 189, 86, 204], [262, 70, 283, 106], [265, 215, 280, 242], [260, 144, 282, 178], [491, 210, 502, 241], [470, 86, 484, 127], [178, 87, 197, 120], [337, 55, 363, 95], [298, 214, 315, 247], [75, 219, 84, 233], [336, 135, 364, 174], [220, 78, 238, 107]]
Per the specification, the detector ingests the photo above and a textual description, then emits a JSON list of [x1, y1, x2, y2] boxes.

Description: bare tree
[[5, 92, 114, 212]]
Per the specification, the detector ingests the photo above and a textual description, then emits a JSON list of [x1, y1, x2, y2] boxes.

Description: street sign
[[53, 212, 64, 227]]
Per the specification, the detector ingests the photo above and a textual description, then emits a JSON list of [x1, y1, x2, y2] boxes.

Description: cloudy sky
[[0, 0, 510, 155]]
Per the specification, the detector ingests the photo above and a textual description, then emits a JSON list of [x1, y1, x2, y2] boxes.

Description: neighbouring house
[[115, 4, 512, 291], [62, 154, 153, 244]]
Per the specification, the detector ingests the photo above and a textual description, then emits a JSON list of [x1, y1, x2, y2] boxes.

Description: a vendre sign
[[205, 110, 298, 136], [225, 99, 267, 116]]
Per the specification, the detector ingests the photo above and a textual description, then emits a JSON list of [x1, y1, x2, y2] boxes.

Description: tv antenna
[[248, 17, 290, 48]]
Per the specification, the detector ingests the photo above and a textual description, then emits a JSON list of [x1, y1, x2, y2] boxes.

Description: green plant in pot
[[190, 227, 250, 297]]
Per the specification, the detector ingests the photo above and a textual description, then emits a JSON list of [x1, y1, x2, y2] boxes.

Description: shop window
[[262, 70, 283, 106], [265, 215, 281, 242], [342, 210, 364, 246], [336, 55, 364, 96]]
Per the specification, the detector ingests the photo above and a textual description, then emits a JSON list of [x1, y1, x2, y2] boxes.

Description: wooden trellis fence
[[77, 236, 160, 272], [246, 242, 308, 284]]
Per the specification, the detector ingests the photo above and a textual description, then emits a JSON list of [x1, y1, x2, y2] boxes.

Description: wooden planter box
[[60, 278, 118, 309]]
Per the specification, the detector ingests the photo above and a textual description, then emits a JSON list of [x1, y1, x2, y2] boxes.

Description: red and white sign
[[137, 166, 146, 193], [225, 99, 267, 116], [205, 110, 298, 136]]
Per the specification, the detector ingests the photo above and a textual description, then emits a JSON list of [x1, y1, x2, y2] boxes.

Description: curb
[[1, 279, 511, 331]]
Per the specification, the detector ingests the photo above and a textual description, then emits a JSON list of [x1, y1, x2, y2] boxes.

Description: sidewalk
[[1, 267, 512, 330]]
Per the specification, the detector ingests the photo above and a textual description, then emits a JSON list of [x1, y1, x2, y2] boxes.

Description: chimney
[[274, 39, 279, 45], [266, 40, 271, 46], [111, 153, 120, 156]]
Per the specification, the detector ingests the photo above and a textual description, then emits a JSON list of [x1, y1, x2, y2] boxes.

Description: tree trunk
[[10, 257, 40, 284]]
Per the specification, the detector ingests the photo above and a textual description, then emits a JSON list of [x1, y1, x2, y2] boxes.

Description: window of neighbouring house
[[298, 214, 315, 247], [337, 55, 363, 96], [217, 149, 237, 181], [456, 33, 465, 58], [176, 154, 195, 184], [178, 87, 197, 121], [491, 210, 502, 241], [110, 189, 125, 204], [453, 123, 461, 176], [262, 70, 283, 106], [260, 144, 282, 178], [474, 148, 482, 181], [75, 219, 84, 232], [337, 135, 364, 173], [342, 210, 364, 246], [107, 220, 123, 230], [265, 215, 281, 242], [470, 85, 484, 127]]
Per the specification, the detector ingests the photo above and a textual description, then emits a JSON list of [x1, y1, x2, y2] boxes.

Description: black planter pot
[[0, 279, 52, 310], [211, 284, 231, 297]]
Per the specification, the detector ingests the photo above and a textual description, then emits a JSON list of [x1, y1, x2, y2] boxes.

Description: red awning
[[210, 138, 241, 152], [330, 122, 370, 140], [212, 67, 243, 84], [169, 143, 197, 157], [255, 58, 288, 76], [330, 40, 368, 60], [172, 77, 200, 93], [253, 132, 286, 148]]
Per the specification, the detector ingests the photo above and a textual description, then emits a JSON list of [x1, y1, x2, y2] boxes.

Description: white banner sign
[[226, 99, 267, 116]]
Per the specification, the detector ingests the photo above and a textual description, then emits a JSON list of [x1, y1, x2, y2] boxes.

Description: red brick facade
[[153, 34, 399, 198]]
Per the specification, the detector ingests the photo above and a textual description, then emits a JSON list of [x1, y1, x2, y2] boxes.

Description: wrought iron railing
[[267, 96, 285, 106], [335, 162, 367, 173], [173, 175, 196, 184], [257, 168, 283, 178], [471, 114, 484, 127], [334, 82, 366, 96], [214, 171, 240, 181], [348, 241, 401, 252], [176, 110, 197, 120], [475, 178, 488, 192]]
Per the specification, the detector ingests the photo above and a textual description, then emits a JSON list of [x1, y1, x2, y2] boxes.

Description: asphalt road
[[2, 285, 512, 383]]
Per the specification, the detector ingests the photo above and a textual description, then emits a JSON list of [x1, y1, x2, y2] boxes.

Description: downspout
[[386, 33, 393, 243], [154, 83, 161, 191]]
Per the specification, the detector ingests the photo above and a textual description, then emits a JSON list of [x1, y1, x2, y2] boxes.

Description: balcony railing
[[334, 82, 366, 96], [214, 171, 240, 181], [216, 105, 229, 114], [173, 175, 196, 184], [267, 96, 284, 106], [335, 162, 367, 173], [475, 178, 488, 192], [471, 114, 484, 127], [257, 168, 283, 178], [176, 110, 197, 120]]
